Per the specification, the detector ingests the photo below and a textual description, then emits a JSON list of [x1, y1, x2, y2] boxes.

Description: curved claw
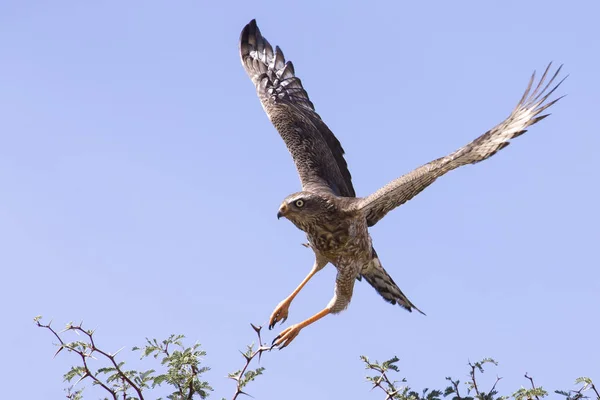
[[272, 324, 302, 349], [268, 300, 291, 330], [269, 316, 287, 330]]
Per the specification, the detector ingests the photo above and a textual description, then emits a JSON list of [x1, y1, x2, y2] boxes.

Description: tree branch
[[35, 320, 119, 400], [230, 324, 271, 400], [71, 325, 144, 400]]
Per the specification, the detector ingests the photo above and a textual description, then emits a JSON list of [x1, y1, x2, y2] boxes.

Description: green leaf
[[574, 377, 592, 385]]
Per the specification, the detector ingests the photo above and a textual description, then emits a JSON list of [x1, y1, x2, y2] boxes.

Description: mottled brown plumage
[[239, 19, 566, 348]]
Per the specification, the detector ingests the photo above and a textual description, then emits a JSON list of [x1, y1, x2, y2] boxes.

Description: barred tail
[[361, 249, 425, 315]]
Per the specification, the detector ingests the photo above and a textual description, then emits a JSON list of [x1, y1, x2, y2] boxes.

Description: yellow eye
[[295, 199, 305, 208]]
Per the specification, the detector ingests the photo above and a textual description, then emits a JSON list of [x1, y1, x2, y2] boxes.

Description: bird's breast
[[307, 219, 371, 260]]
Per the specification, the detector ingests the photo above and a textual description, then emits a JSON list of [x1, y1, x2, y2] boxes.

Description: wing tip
[[413, 306, 427, 316], [401, 301, 426, 316], [239, 19, 260, 58], [243, 18, 258, 33]]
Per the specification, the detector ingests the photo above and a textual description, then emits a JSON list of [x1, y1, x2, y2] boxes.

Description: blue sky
[[1, 1, 598, 399]]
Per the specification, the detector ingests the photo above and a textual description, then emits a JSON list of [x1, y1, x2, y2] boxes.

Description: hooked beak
[[277, 204, 288, 220]]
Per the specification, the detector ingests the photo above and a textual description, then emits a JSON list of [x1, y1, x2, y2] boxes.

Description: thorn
[[73, 371, 89, 387], [112, 346, 125, 356], [250, 323, 261, 334], [239, 350, 251, 362], [53, 346, 64, 358]]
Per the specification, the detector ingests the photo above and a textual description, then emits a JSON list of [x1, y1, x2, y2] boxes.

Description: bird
[[239, 19, 566, 349]]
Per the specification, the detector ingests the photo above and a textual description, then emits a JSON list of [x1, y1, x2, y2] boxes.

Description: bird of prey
[[239, 19, 565, 349]]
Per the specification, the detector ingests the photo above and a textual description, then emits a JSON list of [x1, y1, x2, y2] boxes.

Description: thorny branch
[[361, 356, 405, 400], [229, 324, 272, 400], [36, 317, 213, 400], [36, 319, 121, 400], [372, 368, 399, 400], [80, 326, 143, 399], [35, 316, 598, 400]]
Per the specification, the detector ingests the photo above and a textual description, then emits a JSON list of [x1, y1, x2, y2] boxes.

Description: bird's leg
[[272, 307, 331, 349], [268, 253, 327, 330], [268, 267, 316, 329], [272, 266, 356, 349]]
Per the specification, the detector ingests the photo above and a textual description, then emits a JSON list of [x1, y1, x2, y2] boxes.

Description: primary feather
[[358, 64, 567, 227]]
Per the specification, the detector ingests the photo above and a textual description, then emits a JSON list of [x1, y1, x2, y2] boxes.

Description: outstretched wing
[[239, 19, 355, 197], [358, 63, 566, 227]]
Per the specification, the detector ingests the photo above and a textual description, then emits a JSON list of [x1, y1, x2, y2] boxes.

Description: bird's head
[[277, 192, 334, 230]]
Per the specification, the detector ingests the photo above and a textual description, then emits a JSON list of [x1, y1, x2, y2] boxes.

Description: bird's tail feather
[[360, 250, 425, 315]]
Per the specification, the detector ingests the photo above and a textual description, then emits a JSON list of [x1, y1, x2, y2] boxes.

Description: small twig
[[525, 373, 540, 400], [572, 384, 586, 400], [490, 376, 502, 394], [469, 362, 481, 397], [591, 383, 600, 400], [450, 378, 463, 400]]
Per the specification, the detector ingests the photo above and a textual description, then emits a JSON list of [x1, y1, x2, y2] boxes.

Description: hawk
[[239, 19, 565, 349]]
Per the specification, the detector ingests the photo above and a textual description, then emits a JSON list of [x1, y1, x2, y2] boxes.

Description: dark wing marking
[[358, 63, 567, 226], [240, 20, 355, 197]]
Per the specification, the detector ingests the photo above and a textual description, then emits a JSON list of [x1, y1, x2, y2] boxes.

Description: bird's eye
[[295, 199, 305, 208]]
